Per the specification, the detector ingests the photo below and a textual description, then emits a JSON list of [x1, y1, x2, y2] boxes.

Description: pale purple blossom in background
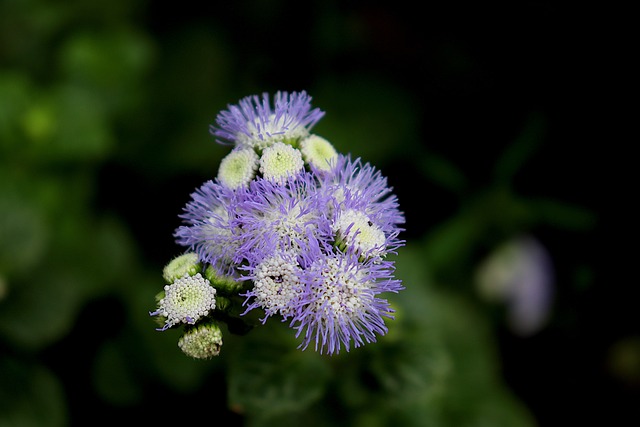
[[475, 235, 555, 336]]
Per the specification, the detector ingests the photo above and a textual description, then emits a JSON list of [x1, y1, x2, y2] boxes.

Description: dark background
[[138, 3, 622, 424], [1, 1, 631, 426]]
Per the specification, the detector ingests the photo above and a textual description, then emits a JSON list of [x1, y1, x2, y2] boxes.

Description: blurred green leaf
[[420, 151, 468, 195], [0, 356, 67, 427], [494, 112, 547, 184], [0, 191, 48, 277], [227, 321, 332, 421], [92, 339, 142, 406], [57, 29, 155, 112], [25, 83, 114, 162], [381, 244, 537, 427], [59, 30, 152, 88], [0, 72, 32, 147], [0, 265, 84, 350], [421, 208, 484, 279], [528, 197, 596, 231]]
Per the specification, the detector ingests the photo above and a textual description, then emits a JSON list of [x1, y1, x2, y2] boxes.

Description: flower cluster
[[151, 91, 405, 356]]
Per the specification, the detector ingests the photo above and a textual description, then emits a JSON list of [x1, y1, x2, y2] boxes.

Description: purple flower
[[475, 235, 555, 336], [233, 172, 334, 264], [321, 154, 406, 257], [290, 250, 403, 355], [174, 179, 243, 275], [211, 91, 325, 150], [164, 92, 407, 356]]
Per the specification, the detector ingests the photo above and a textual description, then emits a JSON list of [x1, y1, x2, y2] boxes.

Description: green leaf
[[0, 356, 67, 427], [529, 197, 596, 231], [227, 322, 332, 421], [0, 72, 32, 148], [494, 112, 547, 184], [421, 210, 483, 277], [420, 152, 468, 195], [24, 84, 114, 162], [376, 243, 538, 427], [0, 192, 48, 277], [0, 266, 83, 350], [92, 339, 142, 406]]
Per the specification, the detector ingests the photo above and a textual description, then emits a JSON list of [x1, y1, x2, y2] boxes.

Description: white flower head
[[242, 253, 304, 320], [178, 321, 224, 359], [334, 209, 386, 257], [259, 142, 304, 183], [299, 134, 337, 172], [217, 148, 259, 189], [150, 273, 217, 331]]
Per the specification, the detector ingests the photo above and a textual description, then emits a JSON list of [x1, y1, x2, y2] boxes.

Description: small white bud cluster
[[155, 273, 217, 330], [178, 322, 224, 359], [307, 256, 368, 319], [259, 142, 305, 183], [299, 135, 337, 172], [333, 209, 386, 257], [217, 148, 259, 189], [216, 109, 337, 189], [252, 255, 303, 318]]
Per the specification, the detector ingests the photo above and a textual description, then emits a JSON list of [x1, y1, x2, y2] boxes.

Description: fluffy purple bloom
[[240, 251, 305, 322], [290, 249, 403, 355], [233, 172, 334, 264], [321, 154, 406, 257], [174, 180, 243, 275], [211, 91, 325, 149]]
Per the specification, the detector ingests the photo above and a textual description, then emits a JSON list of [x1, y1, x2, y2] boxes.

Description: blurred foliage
[[0, 1, 611, 426]]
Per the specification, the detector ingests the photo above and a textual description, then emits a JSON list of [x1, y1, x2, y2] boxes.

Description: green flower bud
[[217, 148, 259, 189], [299, 134, 337, 172], [259, 141, 304, 183], [333, 209, 386, 258], [178, 321, 223, 359], [162, 252, 201, 283]]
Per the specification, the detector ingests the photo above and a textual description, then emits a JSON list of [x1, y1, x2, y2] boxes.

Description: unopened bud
[[259, 141, 304, 183], [217, 148, 259, 189], [299, 134, 337, 172], [178, 321, 223, 359], [162, 252, 201, 283]]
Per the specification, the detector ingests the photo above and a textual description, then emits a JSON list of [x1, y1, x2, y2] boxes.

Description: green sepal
[[204, 264, 245, 294]]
